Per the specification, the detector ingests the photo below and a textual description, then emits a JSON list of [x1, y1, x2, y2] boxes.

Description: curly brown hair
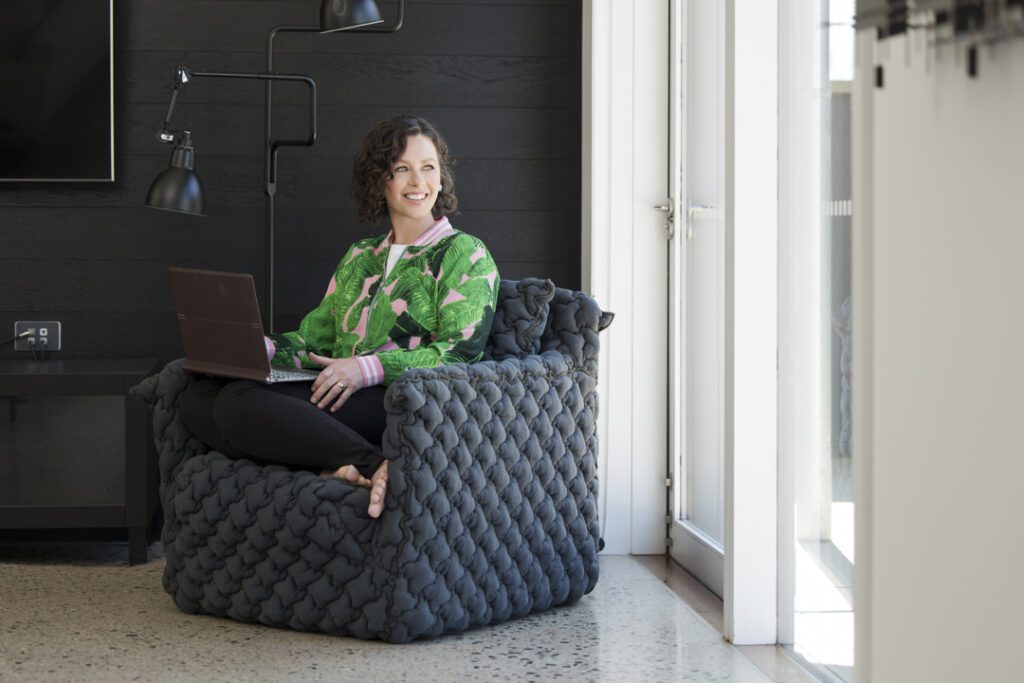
[[351, 115, 458, 227]]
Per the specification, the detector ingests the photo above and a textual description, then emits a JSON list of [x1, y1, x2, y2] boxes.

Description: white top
[[385, 244, 409, 279]]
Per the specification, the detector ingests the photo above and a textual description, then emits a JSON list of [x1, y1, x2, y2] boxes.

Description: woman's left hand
[[308, 353, 365, 412]]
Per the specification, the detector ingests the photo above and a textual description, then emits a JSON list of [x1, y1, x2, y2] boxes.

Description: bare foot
[[319, 464, 371, 488], [367, 461, 388, 518]]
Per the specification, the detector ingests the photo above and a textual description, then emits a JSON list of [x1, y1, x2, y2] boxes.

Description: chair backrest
[[482, 278, 555, 361], [538, 286, 611, 376], [483, 278, 612, 374]]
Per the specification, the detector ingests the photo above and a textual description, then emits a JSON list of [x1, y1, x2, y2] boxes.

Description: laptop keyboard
[[269, 367, 317, 383]]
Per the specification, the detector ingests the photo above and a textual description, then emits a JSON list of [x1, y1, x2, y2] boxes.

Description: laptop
[[168, 266, 320, 383]]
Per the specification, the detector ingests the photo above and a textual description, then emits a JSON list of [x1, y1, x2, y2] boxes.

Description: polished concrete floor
[[0, 541, 815, 682], [634, 555, 819, 683]]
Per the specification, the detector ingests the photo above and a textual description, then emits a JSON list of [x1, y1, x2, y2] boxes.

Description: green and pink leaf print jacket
[[267, 217, 499, 387]]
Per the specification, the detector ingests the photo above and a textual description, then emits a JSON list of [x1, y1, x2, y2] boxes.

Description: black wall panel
[[0, 0, 582, 363]]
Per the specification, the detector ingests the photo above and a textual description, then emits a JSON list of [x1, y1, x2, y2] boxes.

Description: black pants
[[178, 375, 387, 478]]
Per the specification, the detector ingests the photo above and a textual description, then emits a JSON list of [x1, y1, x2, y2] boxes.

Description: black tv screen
[[0, 0, 113, 182]]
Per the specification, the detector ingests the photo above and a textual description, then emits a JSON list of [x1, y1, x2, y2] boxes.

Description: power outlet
[[14, 321, 62, 352]]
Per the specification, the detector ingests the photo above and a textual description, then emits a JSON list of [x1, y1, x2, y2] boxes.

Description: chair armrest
[[374, 352, 600, 640], [130, 358, 189, 408], [382, 351, 584, 476], [129, 358, 206, 481]]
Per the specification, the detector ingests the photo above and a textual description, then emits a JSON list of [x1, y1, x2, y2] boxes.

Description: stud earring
[[438, 185, 443, 192]]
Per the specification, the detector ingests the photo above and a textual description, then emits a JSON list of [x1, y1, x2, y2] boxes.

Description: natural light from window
[[780, 1, 856, 681]]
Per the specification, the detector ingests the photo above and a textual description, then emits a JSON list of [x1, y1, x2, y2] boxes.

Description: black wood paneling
[[0, 0, 582, 363], [123, 2, 581, 57], [0, 157, 580, 210]]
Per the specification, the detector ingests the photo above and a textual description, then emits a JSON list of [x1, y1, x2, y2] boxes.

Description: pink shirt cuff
[[356, 354, 385, 387], [264, 336, 276, 362]]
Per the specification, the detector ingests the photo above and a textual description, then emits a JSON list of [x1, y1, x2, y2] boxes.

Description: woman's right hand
[[308, 354, 365, 412]]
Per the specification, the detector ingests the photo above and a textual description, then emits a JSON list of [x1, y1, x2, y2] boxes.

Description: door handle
[[685, 204, 718, 239], [654, 203, 675, 240]]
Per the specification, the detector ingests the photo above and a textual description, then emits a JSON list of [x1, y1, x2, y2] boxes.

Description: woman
[[179, 115, 500, 518]]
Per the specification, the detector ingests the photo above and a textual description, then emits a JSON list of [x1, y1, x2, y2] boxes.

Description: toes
[[368, 482, 386, 518], [339, 465, 361, 483], [367, 463, 388, 518], [321, 465, 366, 485]]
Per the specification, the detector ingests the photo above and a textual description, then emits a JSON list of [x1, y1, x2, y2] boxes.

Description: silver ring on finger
[[336, 380, 346, 390]]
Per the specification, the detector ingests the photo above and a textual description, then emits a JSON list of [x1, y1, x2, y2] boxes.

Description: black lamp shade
[[146, 135, 205, 216], [320, 0, 382, 33]]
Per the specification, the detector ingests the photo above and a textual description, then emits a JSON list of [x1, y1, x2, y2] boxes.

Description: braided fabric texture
[[131, 279, 610, 642]]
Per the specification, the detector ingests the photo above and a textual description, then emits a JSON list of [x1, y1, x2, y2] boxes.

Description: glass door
[[668, 0, 727, 597], [778, 0, 856, 679]]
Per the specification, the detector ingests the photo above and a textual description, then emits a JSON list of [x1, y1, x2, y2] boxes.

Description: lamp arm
[[266, 26, 321, 72], [157, 67, 193, 143], [257, 2, 405, 185], [157, 86, 181, 143], [157, 67, 317, 199], [157, 68, 317, 147], [187, 70, 317, 193], [189, 71, 317, 149], [190, 69, 316, 112]]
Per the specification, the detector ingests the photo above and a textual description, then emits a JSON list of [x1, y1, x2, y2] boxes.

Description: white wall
[[854, 34, 1024, 683]]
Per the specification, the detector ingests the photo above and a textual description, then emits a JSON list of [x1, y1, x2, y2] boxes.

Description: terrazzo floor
[[0, 542, 778, 682]]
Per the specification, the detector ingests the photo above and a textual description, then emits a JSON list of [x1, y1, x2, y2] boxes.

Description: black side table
[[0, 358, 159, 564]]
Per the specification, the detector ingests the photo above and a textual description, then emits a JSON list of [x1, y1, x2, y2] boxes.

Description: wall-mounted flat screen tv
[[0, 0, 114, 182]]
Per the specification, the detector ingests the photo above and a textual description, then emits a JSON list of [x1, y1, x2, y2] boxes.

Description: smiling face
[[384, 134, 442, 233]]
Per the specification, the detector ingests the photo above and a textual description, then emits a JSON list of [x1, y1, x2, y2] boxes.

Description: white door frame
[[582, 0, 779, 643], [722, 0, 778, 645], [851, 27, 874, 683]]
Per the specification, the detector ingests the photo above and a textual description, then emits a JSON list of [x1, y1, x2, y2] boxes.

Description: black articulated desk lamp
[[145, 0, 405, 333]]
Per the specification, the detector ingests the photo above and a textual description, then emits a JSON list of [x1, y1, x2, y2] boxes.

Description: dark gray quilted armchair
[[131, 278, 612, 642]]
